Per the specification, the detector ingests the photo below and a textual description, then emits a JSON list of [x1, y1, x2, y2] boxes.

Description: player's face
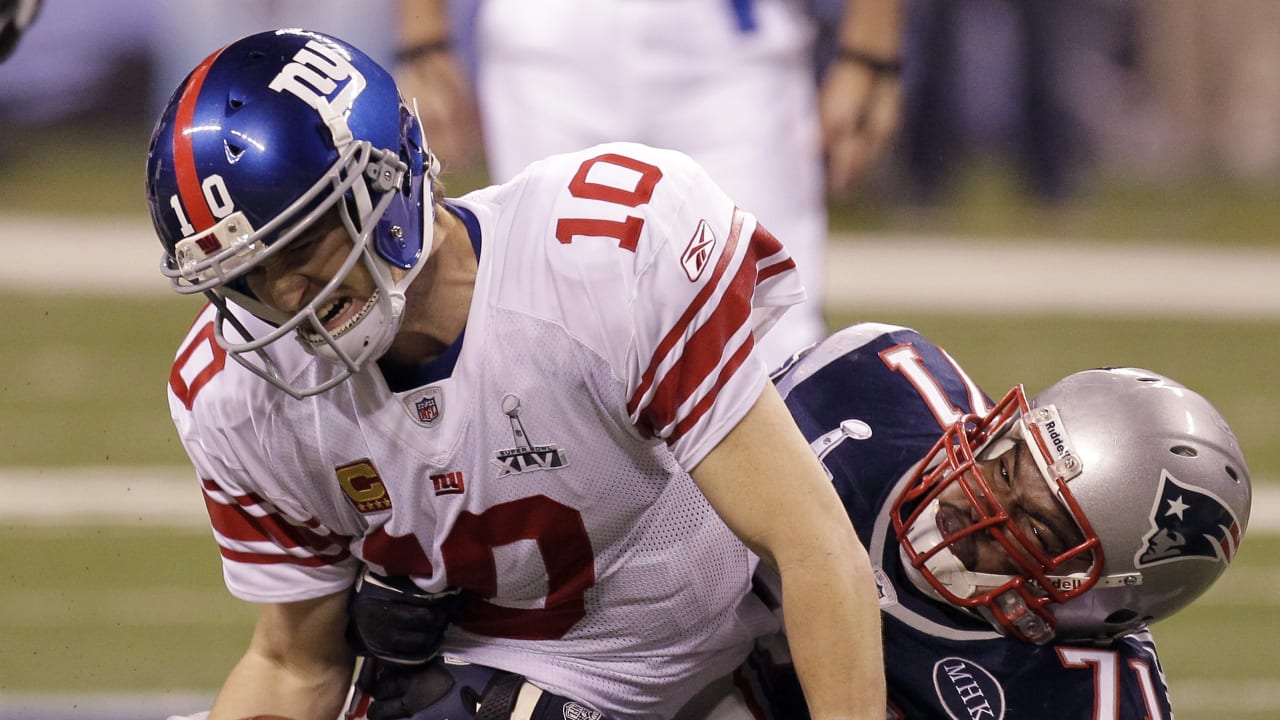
[[935, 440, 1089, 576], [244, 214, 379, 329]]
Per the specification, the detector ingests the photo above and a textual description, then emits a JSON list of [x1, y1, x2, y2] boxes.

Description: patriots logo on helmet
[[1136, 470, 1242, 567]]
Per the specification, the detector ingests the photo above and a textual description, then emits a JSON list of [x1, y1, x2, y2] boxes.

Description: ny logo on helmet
[[268, 36, 367, 148], [1136, 470, 1242, 567]]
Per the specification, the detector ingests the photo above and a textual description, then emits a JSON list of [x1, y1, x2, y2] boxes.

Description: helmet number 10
[[169, 173, 236, 238]]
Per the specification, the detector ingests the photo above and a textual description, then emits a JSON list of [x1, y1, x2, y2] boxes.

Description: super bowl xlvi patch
[[492, 393, 569, 477], [402, 386, 444, 428], [932, 657, 1006, 720], [1136, 469, 1243, 567]]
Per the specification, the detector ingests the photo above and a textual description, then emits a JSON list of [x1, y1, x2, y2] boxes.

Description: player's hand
[[348, 569, 463, 665], [365, 660, 484, 720], [819, 58, 902, 193], [395, 50, 484, 172]]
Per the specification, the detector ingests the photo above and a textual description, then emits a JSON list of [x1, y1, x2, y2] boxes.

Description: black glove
[[348, 569, 463, 665], [363, 658, 611, 720]]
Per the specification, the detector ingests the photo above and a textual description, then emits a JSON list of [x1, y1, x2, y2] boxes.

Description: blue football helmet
[[145, 28, 436, 397]]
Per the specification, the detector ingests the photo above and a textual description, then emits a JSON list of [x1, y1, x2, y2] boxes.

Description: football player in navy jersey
[[754, 321, 1252, 719]]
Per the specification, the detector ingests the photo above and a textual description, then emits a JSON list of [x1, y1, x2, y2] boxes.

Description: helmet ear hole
[[1226, 465, 1242, 482], [1169, 445, 1198, 458], [1104, 609, 1139, 625]]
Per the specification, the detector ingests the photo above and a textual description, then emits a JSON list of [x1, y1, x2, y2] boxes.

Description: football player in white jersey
[[145, 29, 884, 720]]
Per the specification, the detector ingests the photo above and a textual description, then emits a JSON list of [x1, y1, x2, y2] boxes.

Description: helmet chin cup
[[296, 290, 394, 367], [986, 589, 1055, 644], [296, 252, 418, 371]]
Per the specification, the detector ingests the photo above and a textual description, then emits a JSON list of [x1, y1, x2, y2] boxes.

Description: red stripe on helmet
[[171, 48, 225, 233]]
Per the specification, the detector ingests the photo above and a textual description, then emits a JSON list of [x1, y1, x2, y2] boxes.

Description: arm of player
[[394, 0, 482, 169], [820, 0, 903, 192], [691, 381, 886, 720], [207, 590, 356, 720]]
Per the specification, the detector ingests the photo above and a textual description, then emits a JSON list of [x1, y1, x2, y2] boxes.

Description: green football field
[[4, 528, 1277, 718], [1, 289, 1277, 718]]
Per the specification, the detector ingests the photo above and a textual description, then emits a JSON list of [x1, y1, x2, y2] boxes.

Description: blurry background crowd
[[3, 0, 1280, 224]]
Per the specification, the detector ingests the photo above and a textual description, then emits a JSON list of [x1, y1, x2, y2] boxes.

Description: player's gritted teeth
[[320, 297, 353, 326], [300, 292, 379, 343]]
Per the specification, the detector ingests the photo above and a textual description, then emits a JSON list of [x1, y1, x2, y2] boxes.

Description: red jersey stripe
[[669, 334, 755, 445], [172, 49, 224, 233], [641, 221, 784, 439], [627, 210, 747, 418], [642, 248, 756, 437], [748, 222, 794, 286], [217, 545, 337, 568], [202, 479, 351, 562]]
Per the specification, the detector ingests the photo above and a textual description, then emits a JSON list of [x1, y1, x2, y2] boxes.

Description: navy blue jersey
[[769, 323, 1175, 720]]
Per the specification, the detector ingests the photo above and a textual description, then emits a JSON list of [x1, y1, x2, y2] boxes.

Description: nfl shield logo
[[402, 386, 444, 428], [416, 395, 439, 423]]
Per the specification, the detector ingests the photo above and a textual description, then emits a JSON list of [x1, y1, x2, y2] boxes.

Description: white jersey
[[167, 143, 806, 719]]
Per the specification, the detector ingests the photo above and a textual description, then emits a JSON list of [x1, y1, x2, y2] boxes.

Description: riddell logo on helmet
[[1044, 420, 1068, 459], [1033, 575, 1089, 593], [268, 37, 367, 147]]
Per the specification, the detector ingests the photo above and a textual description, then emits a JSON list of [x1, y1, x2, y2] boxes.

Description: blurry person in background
[[393, 0, 905, 368], [899, 0, 1087, 205]]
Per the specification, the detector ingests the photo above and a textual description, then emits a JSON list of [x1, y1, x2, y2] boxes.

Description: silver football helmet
[[893, 367, 1251, 643]]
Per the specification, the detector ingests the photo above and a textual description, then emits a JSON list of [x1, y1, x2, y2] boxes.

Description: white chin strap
[[298, 245, 427, 367], [300, 161, 437, 369]]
